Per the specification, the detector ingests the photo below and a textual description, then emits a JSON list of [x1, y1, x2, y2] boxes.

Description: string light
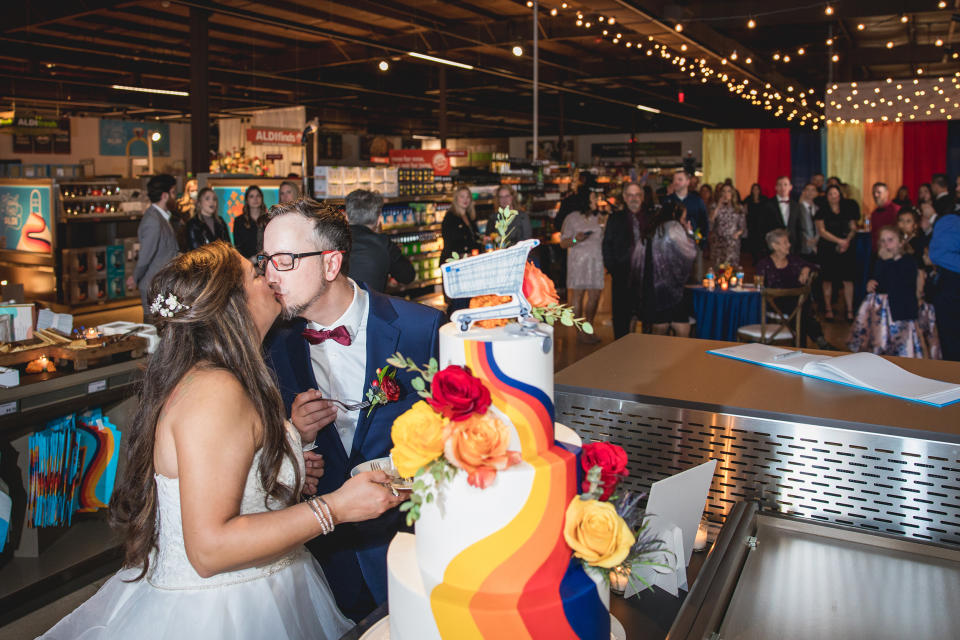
[[857, 23, 865, 31], [378, 60, 389, 71], [886, 41, 894, 49], [825, 4, 834, 15], [900, 14, 909, 23], [675, 23, 683, 32], [797, 47, 805, 55], [832, 54, 839, 62], [826, 38, 834, 46], [747, 18, 756, 29], [938, 0, 946, 8], [935, 39, 944, 47]]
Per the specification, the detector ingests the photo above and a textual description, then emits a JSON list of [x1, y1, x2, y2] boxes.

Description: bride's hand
[[324, 471, 405, 524]]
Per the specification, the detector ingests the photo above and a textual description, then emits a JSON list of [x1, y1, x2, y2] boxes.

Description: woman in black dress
[[440, 186, 481, 316], [185, 187, 231, 250], [744, 183, 767, 262], [233, 185, 268, 259], [814, 184, 859, 321]]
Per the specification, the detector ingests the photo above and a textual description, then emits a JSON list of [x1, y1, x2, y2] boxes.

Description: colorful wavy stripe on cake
[[430, 341, 578, 639]]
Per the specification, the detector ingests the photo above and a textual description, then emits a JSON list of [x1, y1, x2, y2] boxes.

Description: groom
[[262, 199, 443, 622]]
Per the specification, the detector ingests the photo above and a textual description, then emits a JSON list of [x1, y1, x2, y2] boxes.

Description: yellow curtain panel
[[701, 129, 736, 188], [827, 122, 866, 214]]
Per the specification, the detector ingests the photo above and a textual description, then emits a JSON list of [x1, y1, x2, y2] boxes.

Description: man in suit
[[345, 189, 415, 292], [262, 199, 443, 622], [932, 173, 956, 224], [759, 176, 802, 254], [602, 182, 645, 339], [127, 174, 180, 320]]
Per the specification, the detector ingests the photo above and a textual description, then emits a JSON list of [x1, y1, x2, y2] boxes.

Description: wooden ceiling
[[2, 1, 958, 137]]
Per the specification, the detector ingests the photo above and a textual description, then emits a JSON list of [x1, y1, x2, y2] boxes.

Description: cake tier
[[389, 533, 610, 640]]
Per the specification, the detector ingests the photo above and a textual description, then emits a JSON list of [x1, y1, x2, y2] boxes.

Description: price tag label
[[0, 400, 17, 416], [87, 379, 107, 394]]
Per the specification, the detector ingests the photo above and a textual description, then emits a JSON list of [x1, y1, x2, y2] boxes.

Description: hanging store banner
[[388, 149, 451, 176], [0, 113, 61, 135], [591, 141, 682, 159], [0, 183, 54, 253], [99, 120, 170, 157], [246, 127, 302, 145]]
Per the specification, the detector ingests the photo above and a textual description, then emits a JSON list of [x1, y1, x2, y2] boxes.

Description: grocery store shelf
[[390, 277, 442, 293], [60, 213, 142, 223], [383, 223, 442, 235], [407, 249, 441, 259]]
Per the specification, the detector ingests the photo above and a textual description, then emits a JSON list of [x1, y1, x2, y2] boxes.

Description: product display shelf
[[0, 358, 143, 624]]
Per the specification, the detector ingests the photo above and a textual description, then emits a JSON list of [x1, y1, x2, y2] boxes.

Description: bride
[[41, 242, 404, 639]]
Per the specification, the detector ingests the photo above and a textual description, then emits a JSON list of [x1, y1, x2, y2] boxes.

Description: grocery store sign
[[387, 149, 451, 176], [591, 141, 682, 159], [246, 127, 302, 145], [0, 113, 61, 135]]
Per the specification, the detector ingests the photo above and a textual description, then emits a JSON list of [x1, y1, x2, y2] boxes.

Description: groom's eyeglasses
[[254, 250, 343, 274]]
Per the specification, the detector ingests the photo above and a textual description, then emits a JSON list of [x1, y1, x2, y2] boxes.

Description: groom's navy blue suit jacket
[[265, 284, 442, 621]]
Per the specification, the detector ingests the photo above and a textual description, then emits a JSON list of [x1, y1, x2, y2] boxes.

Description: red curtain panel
[[757, 128, 792, 195], [902, 121, 948, 204]]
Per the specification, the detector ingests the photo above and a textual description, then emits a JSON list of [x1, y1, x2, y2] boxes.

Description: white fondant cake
[[386, 323, 610, 640]]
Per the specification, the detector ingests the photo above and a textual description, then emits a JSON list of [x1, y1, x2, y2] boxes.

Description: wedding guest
[[441, 186, 481, 316], [932, 173, 956, 221], [699, 184, 714, 217], [863, 226, 925, 340], [233, 185, 268, 258], [869, 182, 900, 250], [664, 170, 708, 241], [486, 184, 532, 247], [893, 185, 912, 209], [128, 174, 180, 319], [898, 208, 927, 268], [929, 200, 960, 361], [755, 229, 832, 349], [186, 187, 231, 250], [279, 180, 301, 204], [758, 176, 802, 254], [811, 173, 825, 193], [745, 182, 767, 260], [797, 182, 819, 257], [632, 201, 697, 337], [43, 242, 402, 639], [176, 178, 198, 218], [345, 189, 414, 292], [708, 183, 745, 266], [815, 184, 859, 322], [917, 182, 934, 208], [603, 182, 644, 339], [561, 190, 604, 343], [262, 201, 443, 620]]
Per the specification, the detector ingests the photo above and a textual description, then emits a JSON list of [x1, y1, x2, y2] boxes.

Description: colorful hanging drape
[[757, 128, 792, 194], [948, 121, 960, 183], [902, 121, 948, 204], [702, 128, 797, 198], [702, 129, 735, 188], [790, 129, 823, 192], [862, 122, 903, 212]]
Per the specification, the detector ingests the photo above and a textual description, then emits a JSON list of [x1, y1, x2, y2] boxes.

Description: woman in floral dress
[[708, 183, 746, 267]]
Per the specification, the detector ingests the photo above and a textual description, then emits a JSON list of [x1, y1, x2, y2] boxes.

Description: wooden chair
[[737, 281, 812, 347]]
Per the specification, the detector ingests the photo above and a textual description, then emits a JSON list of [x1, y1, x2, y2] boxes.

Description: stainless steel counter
[[554, 335, 960, 548]]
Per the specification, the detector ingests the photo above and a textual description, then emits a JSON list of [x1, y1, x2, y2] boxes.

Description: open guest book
[[708, 343, 960, 407]]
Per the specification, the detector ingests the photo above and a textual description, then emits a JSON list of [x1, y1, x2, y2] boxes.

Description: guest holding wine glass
[[815, 184, 859, 322]]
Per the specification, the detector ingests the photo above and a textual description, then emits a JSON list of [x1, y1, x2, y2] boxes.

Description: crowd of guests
[[559, 168, 960, 361], [131, 175, 418, 321]]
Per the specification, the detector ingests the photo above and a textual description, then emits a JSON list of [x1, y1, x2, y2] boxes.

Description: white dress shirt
[[778, 199, 791, 226], [307, 279, 369, 455]]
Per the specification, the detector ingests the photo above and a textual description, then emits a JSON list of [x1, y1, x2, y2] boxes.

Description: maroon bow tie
[[780, 199, 790, 203], [302, 326, 352, 346]]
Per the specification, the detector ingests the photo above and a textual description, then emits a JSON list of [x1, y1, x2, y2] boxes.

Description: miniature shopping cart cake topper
[[442, 239, 540, 332]]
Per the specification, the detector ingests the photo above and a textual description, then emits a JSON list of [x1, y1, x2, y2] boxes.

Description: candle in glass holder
[[84, 327, 99, 340], [702, 277, 710, 288], [730, 276, 738, 287], [609, 565, 631, 594], [720, 279, 729, 291]]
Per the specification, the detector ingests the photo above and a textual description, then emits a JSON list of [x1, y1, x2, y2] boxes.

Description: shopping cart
[[442, 239, 540, 331]]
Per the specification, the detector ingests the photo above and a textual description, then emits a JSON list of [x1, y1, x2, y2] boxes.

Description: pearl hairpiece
[[150, 293, 190, 318]]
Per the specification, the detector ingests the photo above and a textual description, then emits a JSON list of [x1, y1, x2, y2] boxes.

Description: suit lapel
[[350, 288, 400, 461]]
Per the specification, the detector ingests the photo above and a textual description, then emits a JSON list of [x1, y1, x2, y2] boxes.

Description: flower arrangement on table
[[388, 355, 523, 525], [454, 207, 594, 334], [564, 441, 673, 595]]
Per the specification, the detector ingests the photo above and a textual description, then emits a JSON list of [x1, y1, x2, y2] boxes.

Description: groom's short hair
[[267, 198, 352, 275]]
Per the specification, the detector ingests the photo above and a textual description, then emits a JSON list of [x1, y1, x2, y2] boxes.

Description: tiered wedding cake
[[386, 322, 610, 639]]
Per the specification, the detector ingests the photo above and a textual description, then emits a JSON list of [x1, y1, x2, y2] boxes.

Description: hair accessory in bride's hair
[[150, 293, 191, 318]]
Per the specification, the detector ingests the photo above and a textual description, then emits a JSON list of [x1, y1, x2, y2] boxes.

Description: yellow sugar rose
[[563, 496, 636, 569], [390, 401, 447, 478]]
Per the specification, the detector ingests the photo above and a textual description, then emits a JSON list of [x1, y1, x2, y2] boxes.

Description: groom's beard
[[280, 277, 328, 321]]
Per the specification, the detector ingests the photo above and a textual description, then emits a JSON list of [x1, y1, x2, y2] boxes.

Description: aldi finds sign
[[246, 127, 303, 145]]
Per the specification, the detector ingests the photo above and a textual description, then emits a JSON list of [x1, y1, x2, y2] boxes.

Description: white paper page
[[708, 343, 831, 373], [36, 308, 54, 330], [55, 313, 73, 335], [645, 460, 717, 567], [806, 352, 960, 401]]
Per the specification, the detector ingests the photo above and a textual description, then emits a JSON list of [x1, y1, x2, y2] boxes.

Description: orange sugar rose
[[443, 412, 522, 488], [522, 262, 559, 307]]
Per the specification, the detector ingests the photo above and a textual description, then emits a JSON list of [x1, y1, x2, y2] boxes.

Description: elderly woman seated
[[754, 229, 833, 350]]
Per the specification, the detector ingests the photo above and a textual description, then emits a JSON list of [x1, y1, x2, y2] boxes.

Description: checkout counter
[[555, 334, 960, 639]]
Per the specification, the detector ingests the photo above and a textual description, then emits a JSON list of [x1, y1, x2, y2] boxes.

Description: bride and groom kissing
[[41, 199, 444, 639]]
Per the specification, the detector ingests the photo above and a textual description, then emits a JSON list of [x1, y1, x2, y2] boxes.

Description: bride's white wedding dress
[[40, 426, 353, 640]]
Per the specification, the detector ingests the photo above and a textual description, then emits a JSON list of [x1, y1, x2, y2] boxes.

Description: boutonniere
[[365, 366, 400, 416]]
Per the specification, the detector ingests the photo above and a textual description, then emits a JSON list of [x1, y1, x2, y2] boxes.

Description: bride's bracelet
[[307, 496, 335, 535]]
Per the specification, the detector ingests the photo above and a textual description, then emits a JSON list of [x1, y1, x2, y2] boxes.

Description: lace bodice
[[148, 424, 305, 590]]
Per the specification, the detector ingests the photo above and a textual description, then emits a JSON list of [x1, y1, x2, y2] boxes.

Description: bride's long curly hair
[[110, 241, 299, 580]]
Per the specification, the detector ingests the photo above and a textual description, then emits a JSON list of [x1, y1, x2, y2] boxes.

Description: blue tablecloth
[[691, 286, 762, 341]]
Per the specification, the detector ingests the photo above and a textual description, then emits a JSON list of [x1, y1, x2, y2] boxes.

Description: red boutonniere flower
[[581, 442, 629, 501], [427, 365, 491, 422], [365, 366, 400, 416]]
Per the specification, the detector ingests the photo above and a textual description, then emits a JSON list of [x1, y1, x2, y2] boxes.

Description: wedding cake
[[386, 322, 610, 639]]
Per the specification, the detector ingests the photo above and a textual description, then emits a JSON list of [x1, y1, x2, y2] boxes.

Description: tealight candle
[[720, 280, 729, 291], [609, 565, 630, 594], [730, 276, 738, 287], [85, 327, 99, 339], [702, 278, 710, 288]]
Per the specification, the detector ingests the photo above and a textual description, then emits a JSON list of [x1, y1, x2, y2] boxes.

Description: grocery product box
[[106, 245, 125, 277], [62, 248, 91, 277], [107, 276, 125, 300], [63, 276, 92, 305]]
